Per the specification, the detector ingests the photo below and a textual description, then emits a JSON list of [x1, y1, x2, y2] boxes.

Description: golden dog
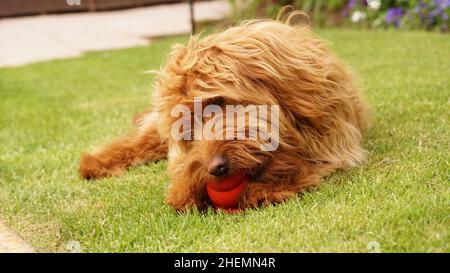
[[79, 10, 369, 211]]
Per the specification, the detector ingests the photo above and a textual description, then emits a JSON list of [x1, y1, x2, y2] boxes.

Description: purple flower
[[429, 9, 441, 18], [414, 1, 426, 18], [386, 7, 404, 27], [436, 0, 450, 9], [348, 0, 357, 9], [342, 0, 358, 17]]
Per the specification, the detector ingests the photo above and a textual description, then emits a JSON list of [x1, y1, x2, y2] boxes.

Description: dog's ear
[[276, 6, 310, 27]]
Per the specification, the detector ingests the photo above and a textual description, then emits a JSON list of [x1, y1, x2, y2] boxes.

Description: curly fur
[[79, 10, 369, 211]]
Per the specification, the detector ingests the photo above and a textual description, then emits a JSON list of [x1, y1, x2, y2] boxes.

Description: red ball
[[207, 172, 248, 211]]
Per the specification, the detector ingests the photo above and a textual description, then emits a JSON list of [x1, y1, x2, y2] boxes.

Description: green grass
[[0, 30, 449, 253]]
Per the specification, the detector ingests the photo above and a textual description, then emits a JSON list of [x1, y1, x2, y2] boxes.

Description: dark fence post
[[189, 0, 195, 34]]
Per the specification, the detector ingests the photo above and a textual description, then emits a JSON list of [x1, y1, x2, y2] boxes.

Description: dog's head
[[151, 15, 332, 208]]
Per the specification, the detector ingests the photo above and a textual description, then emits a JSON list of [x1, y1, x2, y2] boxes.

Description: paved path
[[0, 220, 34, 253], [0, 0, 230, 67]]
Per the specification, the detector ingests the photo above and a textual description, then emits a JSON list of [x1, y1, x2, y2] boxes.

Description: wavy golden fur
[[79, 10, 369, 211]]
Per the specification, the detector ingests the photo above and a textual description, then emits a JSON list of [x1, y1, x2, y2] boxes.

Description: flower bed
[[229, 0, 449, 32]]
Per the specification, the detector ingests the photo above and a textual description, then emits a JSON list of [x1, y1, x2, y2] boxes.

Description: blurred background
[[0, 0, 448, 67]]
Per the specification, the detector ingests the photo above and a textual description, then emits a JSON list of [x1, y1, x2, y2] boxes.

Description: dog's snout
[[208, 155, 229, 177]]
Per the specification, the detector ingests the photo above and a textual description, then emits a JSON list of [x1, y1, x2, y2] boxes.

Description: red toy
[[206, 172, 248, 213]]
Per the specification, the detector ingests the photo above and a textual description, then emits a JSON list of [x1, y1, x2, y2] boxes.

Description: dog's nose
[[208, 155, 229, 177]]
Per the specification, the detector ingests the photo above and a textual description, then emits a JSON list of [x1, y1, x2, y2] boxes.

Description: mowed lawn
[[0, 30, 448, 253]]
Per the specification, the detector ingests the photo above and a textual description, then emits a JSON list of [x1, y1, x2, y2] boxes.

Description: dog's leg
[[164, 156, 210, 212], [240, 164, 335, 208], [239, 181, 299, 208], [79, 117, 167, 180], [165, 178, 209, 212]]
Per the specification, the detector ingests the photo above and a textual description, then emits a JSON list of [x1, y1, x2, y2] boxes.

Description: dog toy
[[206, 172, 248, 213]]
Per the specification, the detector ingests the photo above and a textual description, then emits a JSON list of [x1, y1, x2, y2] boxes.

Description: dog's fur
[[79, 11, 369, 211]]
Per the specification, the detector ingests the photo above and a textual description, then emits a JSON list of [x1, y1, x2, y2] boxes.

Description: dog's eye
[[210, 96, 225, 107]]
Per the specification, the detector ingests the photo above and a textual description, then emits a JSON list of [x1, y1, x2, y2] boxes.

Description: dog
[[79, 10, 369, 211]]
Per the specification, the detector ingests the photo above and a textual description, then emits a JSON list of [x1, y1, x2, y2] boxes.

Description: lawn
[[0, 30, 449, 253]]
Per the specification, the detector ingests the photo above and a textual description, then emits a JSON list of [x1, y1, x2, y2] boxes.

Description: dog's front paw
[[165, 183, 208, 212], [239, 182, 297, 209], [79, 153, 122, 180]]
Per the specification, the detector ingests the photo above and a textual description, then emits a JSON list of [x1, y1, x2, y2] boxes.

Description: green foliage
[[295, 0, 348, 25], [228, 0, 348, 25]]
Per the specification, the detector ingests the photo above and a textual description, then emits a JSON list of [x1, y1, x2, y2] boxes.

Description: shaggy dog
[[79, 11, 368, 211]]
